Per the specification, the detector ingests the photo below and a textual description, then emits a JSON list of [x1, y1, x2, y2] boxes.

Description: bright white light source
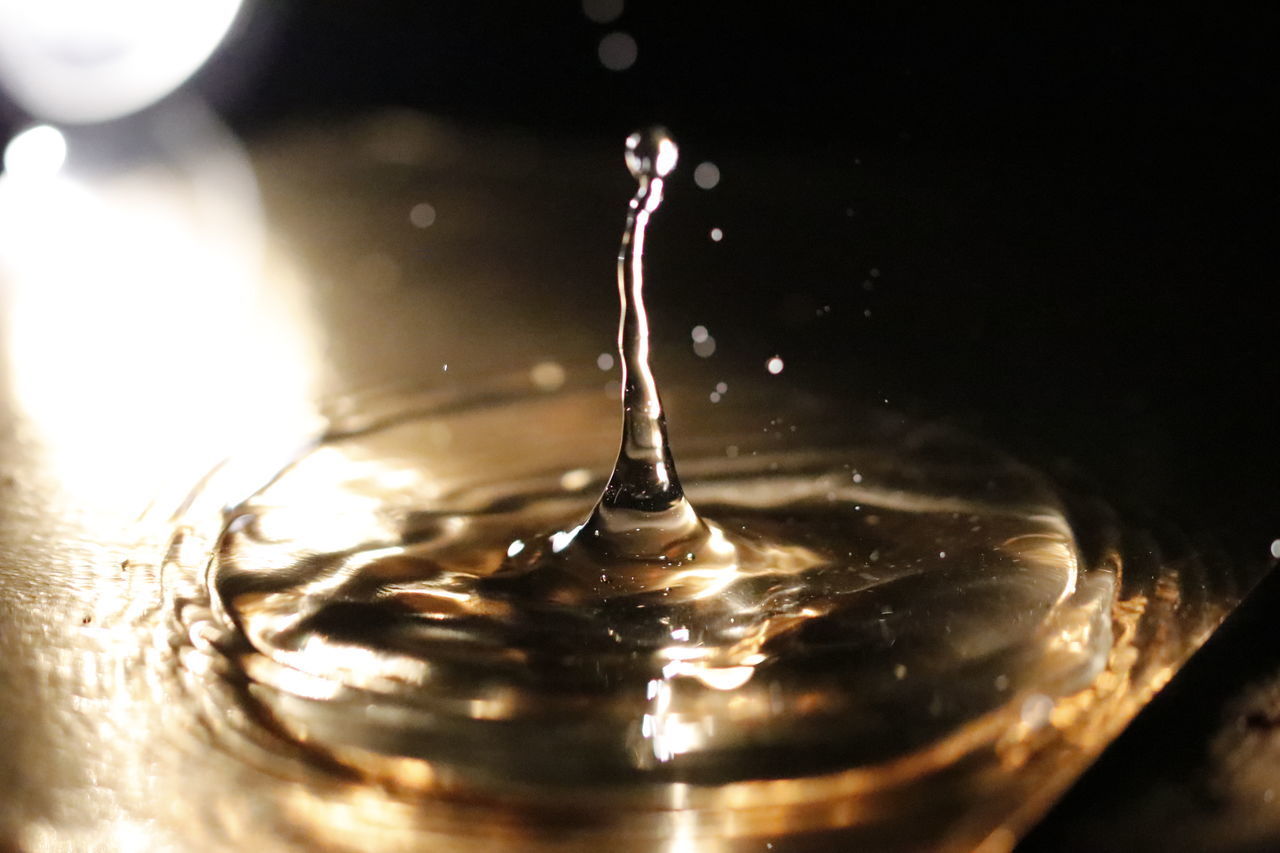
[[598, 31, 637, 71], [0, 0, 245, 123], [693, 161, 720, 189], [3, 124, 66, 177], [766, 356, 785, 374], [709, 227, 723, 242], [506, 539, 525, 558]]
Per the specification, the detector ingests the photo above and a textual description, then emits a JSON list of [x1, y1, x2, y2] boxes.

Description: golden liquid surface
[[207, 378, 1110, 793]]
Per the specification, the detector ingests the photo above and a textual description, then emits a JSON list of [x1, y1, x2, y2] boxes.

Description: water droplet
[[598, 32, 638, 71], [409, 202, 436, 228], [530, 361, 566, 390], [582, 0, 623, 24], [766, 356, 784, 375], [693, 161, 721, 189], [709, 227, 723, 242]]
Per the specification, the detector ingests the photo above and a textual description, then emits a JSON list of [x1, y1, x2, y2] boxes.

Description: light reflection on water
[[0, 100, 321, 516], [0, 110, 1256, 852]]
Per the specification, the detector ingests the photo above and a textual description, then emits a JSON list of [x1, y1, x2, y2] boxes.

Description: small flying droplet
[[531, 361, 566, 391], [598, 32, 638, 71], [766, 356, 784, 375], [693, 161, 721, 189], [582, 0, 623, 24], [409, 202, 436, 228], [3, 124, 66, 177]]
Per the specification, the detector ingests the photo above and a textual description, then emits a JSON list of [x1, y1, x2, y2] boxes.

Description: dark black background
[[184, 1, 1277, 546], [189, 3, 1280, 537], [2, 6, 1274, 532]]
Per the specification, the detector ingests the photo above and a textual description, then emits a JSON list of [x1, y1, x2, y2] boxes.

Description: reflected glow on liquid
[[0, 105, 320, 513], [194, 377, 1109, 799], [0, 108, 1253, 853]]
